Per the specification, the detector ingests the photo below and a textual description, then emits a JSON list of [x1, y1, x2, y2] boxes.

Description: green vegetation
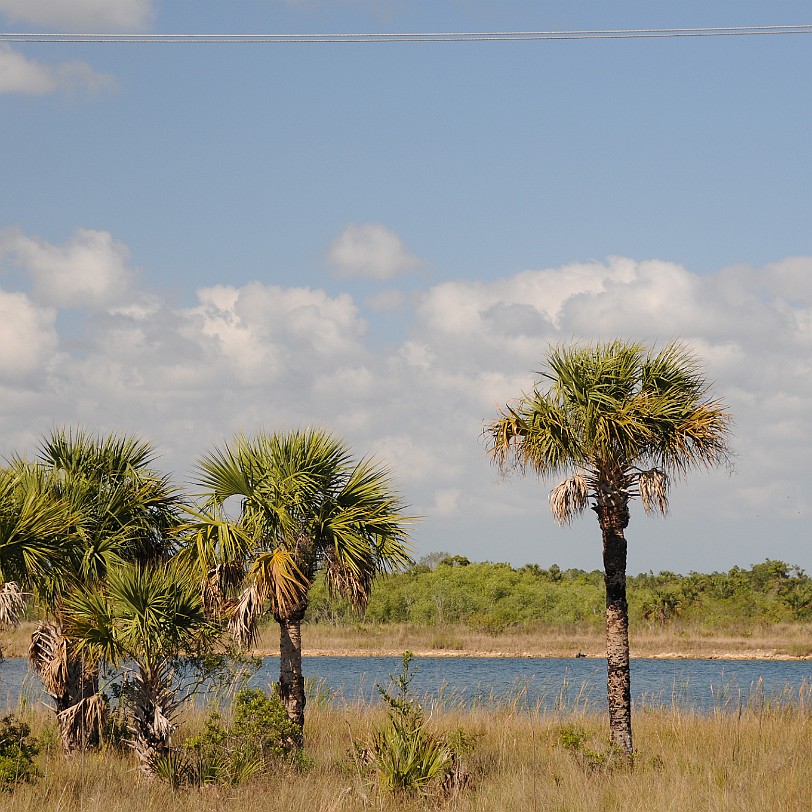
[[0, 715, 40, 790], [307, 555, 812, 632], [167, 688, 304, 786], [354, 652, 462, 796], [191, 428, 412, 729]]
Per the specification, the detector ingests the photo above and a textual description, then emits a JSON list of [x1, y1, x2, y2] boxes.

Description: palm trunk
[[278, 603, 307, 731], [127, 663, 181, 776], [595, 498, 633, 759], [29, 621, 104, 754]]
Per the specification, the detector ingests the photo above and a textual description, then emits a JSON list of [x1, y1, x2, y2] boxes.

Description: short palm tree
[[0, 465, 73, 654], [193, 428, 412, 729], [486, 340, 731, 757], [63, 561, 211, 773], [20, 428, 184, 753]]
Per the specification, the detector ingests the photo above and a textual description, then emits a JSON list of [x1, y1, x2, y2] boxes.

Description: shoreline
[[250, 648, 812, 661]]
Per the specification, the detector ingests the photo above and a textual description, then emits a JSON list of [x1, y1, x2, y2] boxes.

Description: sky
[[1, 1, 811, 575]]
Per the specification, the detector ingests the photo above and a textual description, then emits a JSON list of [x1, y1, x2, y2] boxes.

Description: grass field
[[1, 697, 809, 811], [5, 620, 812, 661], [262, 621, 812, 660]]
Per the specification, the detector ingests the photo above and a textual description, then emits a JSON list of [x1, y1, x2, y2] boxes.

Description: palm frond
[[637, 468, 670, 515], [0, 581, 26, 629], [247, 549, 310, 622], [29, 621, 70, 697], [227, 583, 265, 649], [56, 693, 106, 753], [549, 475, 590, 526]]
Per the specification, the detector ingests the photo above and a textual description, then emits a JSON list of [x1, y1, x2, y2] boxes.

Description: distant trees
[[485, 341, 731, 758]]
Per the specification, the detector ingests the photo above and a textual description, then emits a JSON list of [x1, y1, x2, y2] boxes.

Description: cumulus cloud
[[0, 45, 115, 95], [327, 223, 421, 280], [0, 228, 134, 308], [1, 236, 811, 570], [0, 0, 154, 31], [0, 290, 58, 381]]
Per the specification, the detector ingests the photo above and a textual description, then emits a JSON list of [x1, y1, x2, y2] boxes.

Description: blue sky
[[1, 1, 811, 574]]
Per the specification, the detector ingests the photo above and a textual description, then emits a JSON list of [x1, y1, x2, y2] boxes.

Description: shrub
[[181, 688, 304, 785], [0, 714, 40, 790], [357, 652, 468, 797]]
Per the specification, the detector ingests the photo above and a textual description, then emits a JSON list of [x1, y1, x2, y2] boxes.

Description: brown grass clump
[[1, 698, 809, 812]]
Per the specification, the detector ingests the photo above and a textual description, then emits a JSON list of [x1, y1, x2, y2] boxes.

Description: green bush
[[0, 714, 40, 790], [357, 653, 467, 797], [150, 688, 305, 787], [183, 688, 304, 785]]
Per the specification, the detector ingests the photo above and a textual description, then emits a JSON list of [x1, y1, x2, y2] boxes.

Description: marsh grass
[[263, 620, 812, 660], [5, 620, 812, 660], [0, 691, 809, 811]]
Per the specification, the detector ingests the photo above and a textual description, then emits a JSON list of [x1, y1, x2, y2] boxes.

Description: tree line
[[308, 555, 812, 630]]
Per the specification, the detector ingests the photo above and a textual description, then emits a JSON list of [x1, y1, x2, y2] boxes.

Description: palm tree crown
[[488, 340, 731, 522], [195, 428, 412, 642]]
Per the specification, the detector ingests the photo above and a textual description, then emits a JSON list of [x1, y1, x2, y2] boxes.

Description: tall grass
[[2, 694, 809, 811]]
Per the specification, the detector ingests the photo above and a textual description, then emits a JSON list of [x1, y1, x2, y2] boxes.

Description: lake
[[2, 656, 810, 713]]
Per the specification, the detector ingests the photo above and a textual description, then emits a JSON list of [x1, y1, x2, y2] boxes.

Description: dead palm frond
[[29, 621, 70, 698], [228, 583, 266, 649], [56, 693, 106, 752], [0, 581, 25, 629], [549, 474, 589, 525], [638, 468, 670, 515], [120, 663, 184, 774]]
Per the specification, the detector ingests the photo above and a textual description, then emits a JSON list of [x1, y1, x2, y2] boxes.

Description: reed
[[1, 694, 809, 811]]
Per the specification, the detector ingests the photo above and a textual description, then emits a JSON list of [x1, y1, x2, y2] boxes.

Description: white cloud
[[0, 0, 154, 31], [0, 45, 115, 95], [327, 223, 421, 280], [0, 290, 58, 381], [0, 228, 134, 308], [1, 238, 811, 570], [432, 487, 461, 518]]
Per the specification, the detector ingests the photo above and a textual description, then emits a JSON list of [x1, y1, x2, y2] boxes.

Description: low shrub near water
[[152, 688, 305, 786], [353, 652, 469, 798]]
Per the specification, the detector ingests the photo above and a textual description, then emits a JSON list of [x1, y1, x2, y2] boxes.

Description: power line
[[2, 24, 812, 44]]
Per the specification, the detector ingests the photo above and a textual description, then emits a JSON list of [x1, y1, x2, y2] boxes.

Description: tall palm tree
[[486, 341, 731, 757], [63, 561, 211, 774], [193, 428, 412, 729], [20, 428, 184, 753]]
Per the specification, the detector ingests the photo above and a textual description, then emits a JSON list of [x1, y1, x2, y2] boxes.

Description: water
[[3, 656, 810, 714]]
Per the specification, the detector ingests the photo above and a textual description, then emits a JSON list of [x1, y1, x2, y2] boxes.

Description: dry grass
[[2, 699, 810, 811], [257, 621, 812, 660], [6, 620, 812, 661]]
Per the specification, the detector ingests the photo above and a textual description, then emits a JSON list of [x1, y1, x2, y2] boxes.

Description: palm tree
[[20, 428, 184, 753], [193, 428, 412, 729], [63, 561, 211, 774], [486, 341, 731, 757], [0, 465, 73, 656]]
